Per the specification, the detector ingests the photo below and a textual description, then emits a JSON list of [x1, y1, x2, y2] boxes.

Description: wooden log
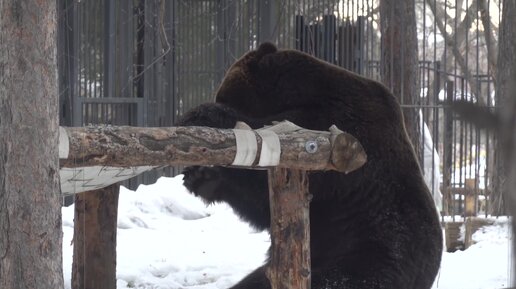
[[59, 122, 366, 174], [266, 168, 311, 289], [72, 184, 119, 289]]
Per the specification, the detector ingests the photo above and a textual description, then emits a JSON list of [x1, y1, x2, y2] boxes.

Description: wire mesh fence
[[57, 0, 502, 217]]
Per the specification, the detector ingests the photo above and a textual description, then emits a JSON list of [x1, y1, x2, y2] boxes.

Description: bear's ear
[[248, 42, 277, 74], [256, 42, 277, 57]]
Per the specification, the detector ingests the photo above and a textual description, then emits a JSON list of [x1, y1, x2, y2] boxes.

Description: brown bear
[[177, 43, 442, 289]]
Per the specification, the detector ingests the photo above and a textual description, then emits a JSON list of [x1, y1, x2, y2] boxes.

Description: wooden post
[[464, 178, 477, 217], [72, 184, 120, 289], [267, 168, 311, 289]]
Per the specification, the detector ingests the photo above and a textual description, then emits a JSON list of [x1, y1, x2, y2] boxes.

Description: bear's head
[[215, 43, 346, 118], [214, 43, 408, 153]]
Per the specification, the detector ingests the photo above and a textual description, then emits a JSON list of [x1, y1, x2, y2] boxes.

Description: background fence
[[57, 0, 501, 218]]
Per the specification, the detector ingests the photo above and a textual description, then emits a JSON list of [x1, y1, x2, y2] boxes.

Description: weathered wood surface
[[72, 185, 119, 289], [60, 122, 368, 289], [267, 168, 311, 289], [60, 123, 366, 174], [0, 0, 63, 288]]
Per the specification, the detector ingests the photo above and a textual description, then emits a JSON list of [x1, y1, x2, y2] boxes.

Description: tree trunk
[[266, 168, 311, 289], [380, 0, 421, 161], [493, 0, 516, 216], [0, 1, 64, 289], [72, 185, 120, 289], [496, 0, 516, 281]]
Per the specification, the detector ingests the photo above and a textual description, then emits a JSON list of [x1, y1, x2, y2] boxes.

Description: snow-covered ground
[[62, 175, 511, 289]]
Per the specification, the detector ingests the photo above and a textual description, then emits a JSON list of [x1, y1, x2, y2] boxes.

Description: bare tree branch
[[478, 0, 498, 81], [426, 0, 493, 104]]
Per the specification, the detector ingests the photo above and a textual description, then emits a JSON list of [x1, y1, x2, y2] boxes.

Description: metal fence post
[[258, 0, 276, 44], [444, 80, 455, 218]]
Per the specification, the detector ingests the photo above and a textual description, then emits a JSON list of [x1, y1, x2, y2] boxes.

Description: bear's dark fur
[[177, 43, 442, 289]]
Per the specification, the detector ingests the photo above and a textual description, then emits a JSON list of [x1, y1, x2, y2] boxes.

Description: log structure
[[59, 121, 367, 289], [72, 184, 119, 289], [59, 121, 366, 173]]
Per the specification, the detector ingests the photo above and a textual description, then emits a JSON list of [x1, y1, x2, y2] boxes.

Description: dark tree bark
[[0, 1, 64, 289], [380, 0, 421, 161], [72, 185, 120, 289], [496, 0, 516, 280], [493, 0, 516, 216]]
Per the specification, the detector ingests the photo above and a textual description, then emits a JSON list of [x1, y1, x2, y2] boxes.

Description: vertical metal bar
[[461, 78, 466, 192], [135, 0, 145, 115], [86, 0, 90, 101], [434, 61, 441, 214], [142, 0, 153, 126], [120, 0, 129, 99], [196, 0, 200, 107], [295, 15, 304, 50], [168, 0, 176, 125], [444, 81, 454, 219], [216, 0, 225, 83], [350, 7, 355, 71], [322, 15, 335, 63], [314, 20, 320, 58], [157, 0, 165, 126], [96, 0, 102, 99], [128, 0, 135, 100], [186, 0, 191, 112], [241, 0, 245, 51], [72, 0, 82, 126], [57, 0, 67, 125], [356, 16, 364, 74], [60, 0, 74, 126]]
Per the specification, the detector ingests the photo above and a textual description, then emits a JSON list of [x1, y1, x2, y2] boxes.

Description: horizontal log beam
[[59, 121, 366, 173]]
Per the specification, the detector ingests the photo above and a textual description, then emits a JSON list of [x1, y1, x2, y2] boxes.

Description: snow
[[432, 218, 511, 289], [62, 175, 511, 289], [62, 176, 269, 289]]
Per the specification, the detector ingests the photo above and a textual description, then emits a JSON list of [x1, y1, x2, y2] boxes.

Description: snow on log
[[59, 121, 367, 173]]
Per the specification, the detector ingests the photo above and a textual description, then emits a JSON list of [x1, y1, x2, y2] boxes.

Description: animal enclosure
[[57, 0, 501, 218]]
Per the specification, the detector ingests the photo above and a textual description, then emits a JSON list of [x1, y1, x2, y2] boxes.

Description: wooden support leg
[[267, 168, 311, 289], [72, 184, 120, 289]]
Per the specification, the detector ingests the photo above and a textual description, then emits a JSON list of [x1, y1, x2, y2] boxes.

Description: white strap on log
[[256, 129, 281, 166], [255, 121, 303, 167], [232, 121, 284, 167], [231, 128, 258, 166]]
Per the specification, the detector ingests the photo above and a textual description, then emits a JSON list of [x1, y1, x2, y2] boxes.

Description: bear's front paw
[[182, 166, 222, 203]]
